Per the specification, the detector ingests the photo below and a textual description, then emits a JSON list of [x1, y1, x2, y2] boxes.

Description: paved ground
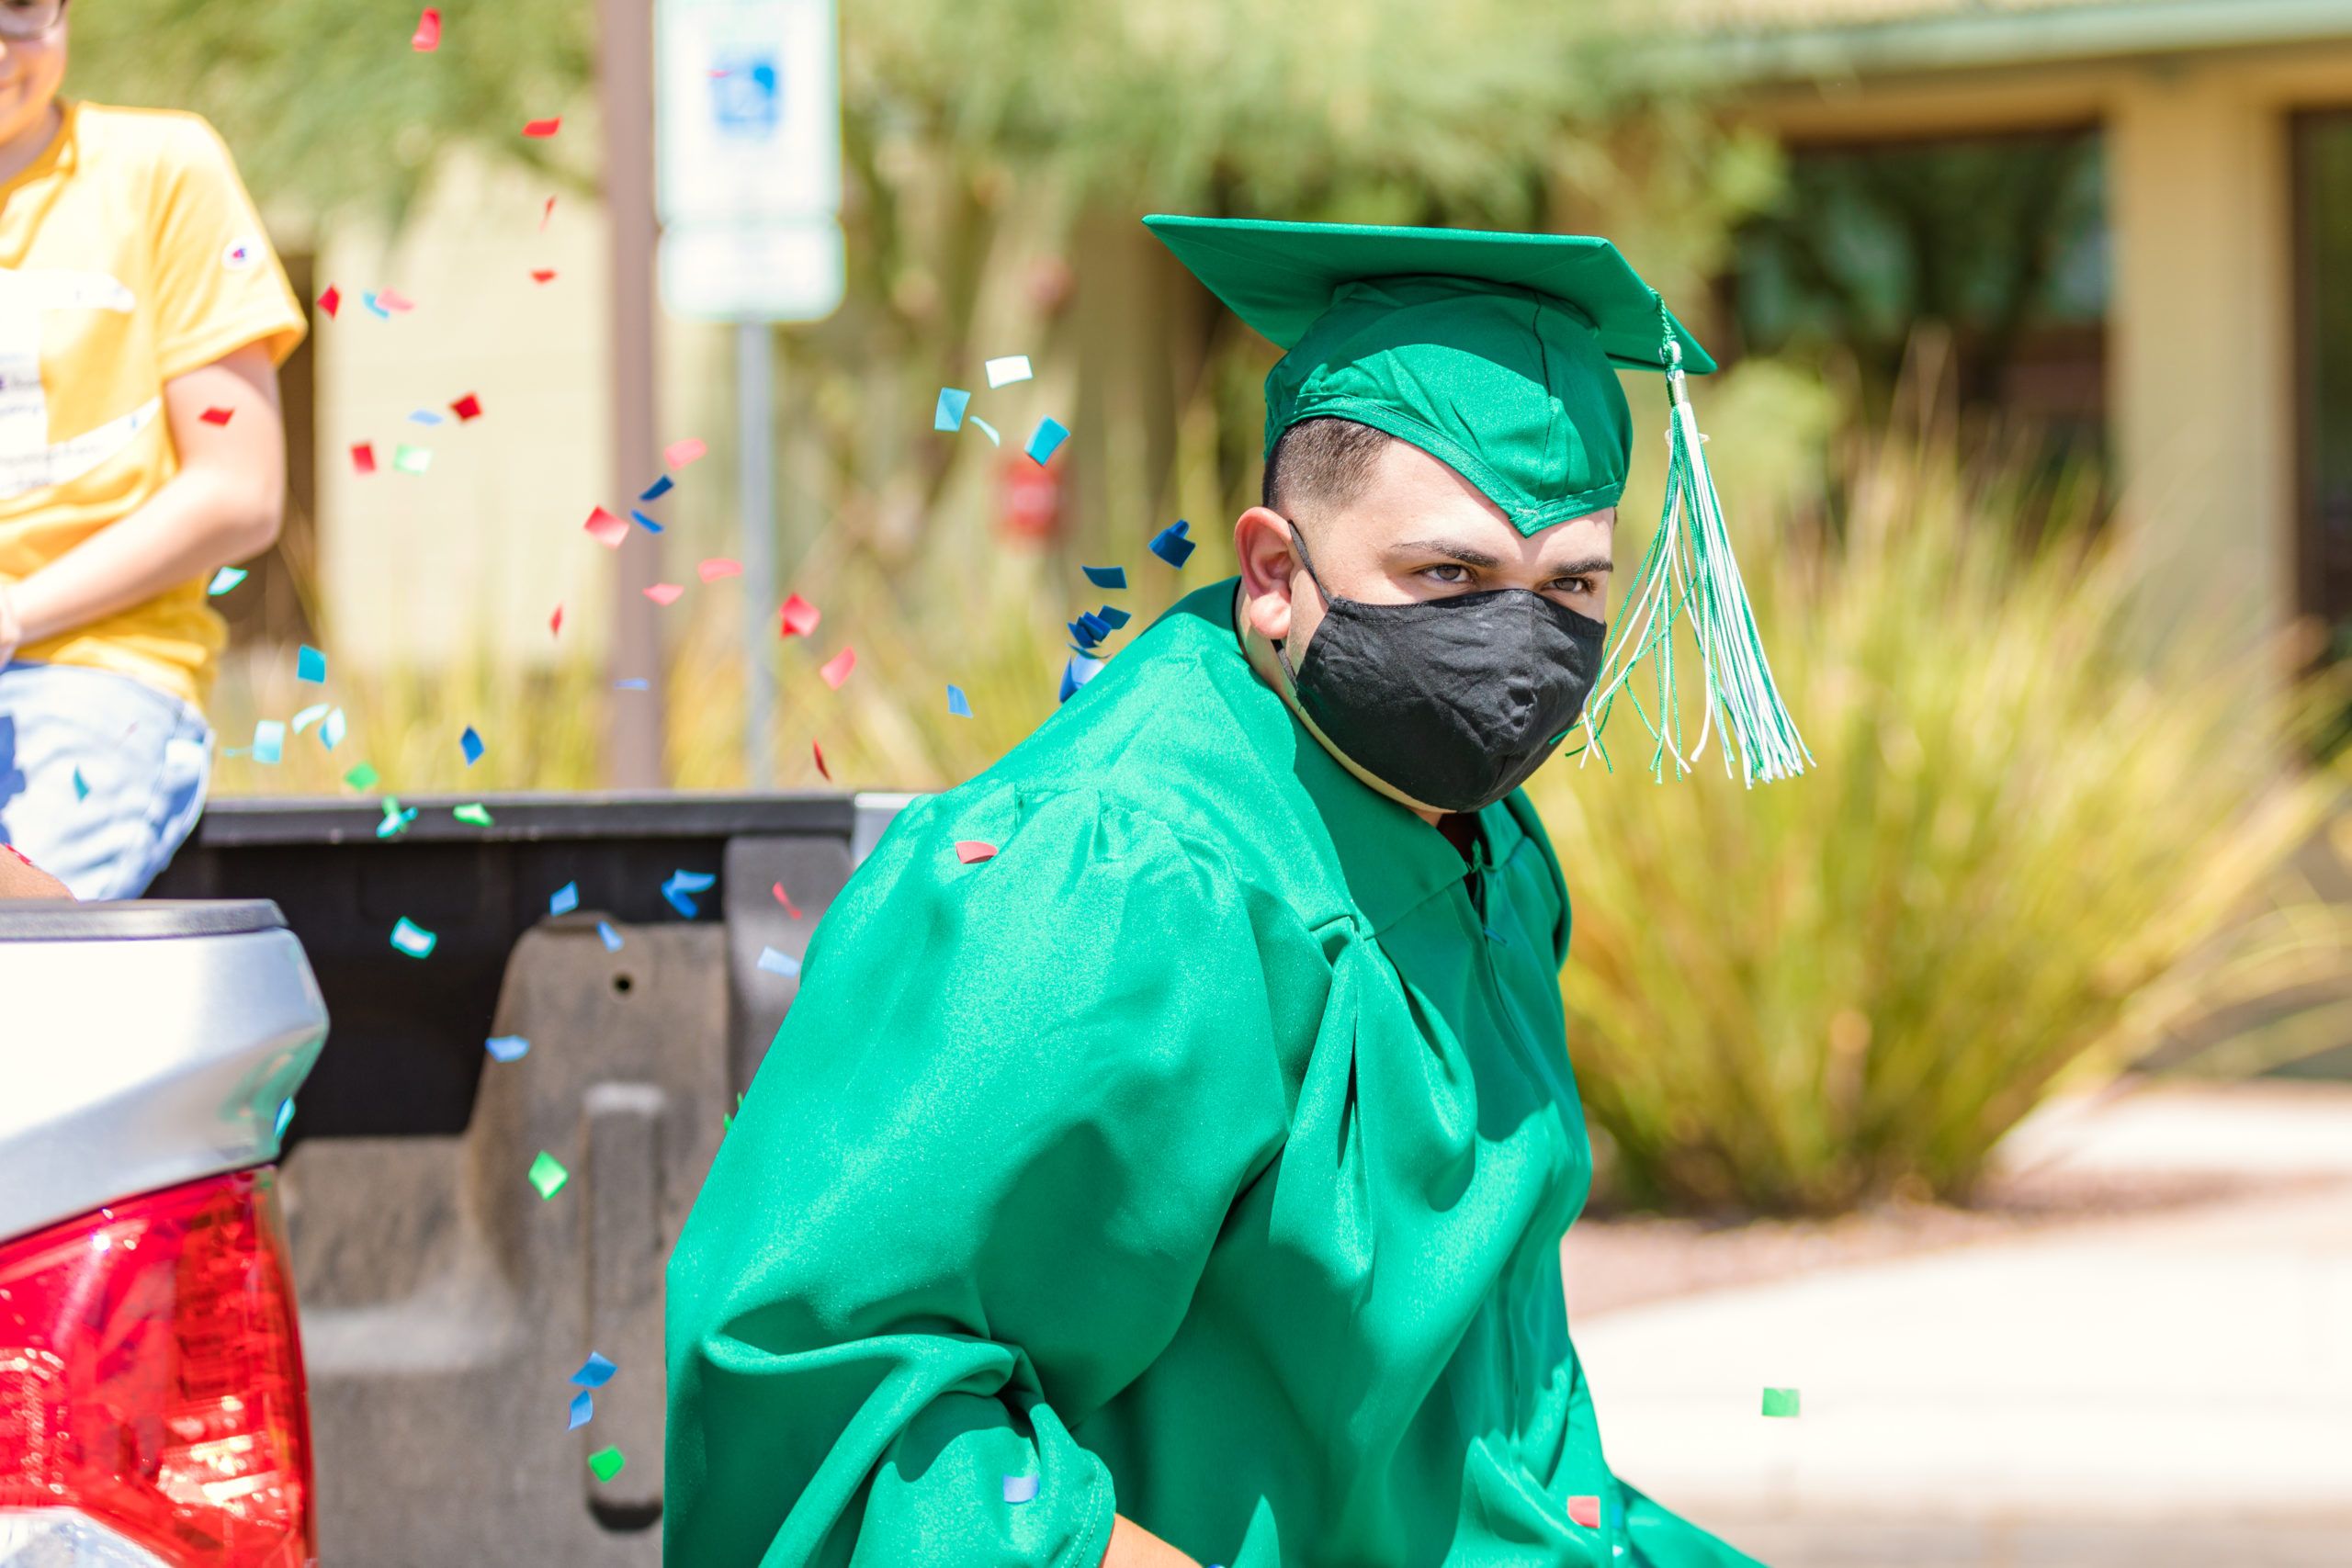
[[1563, 1081, 2352, 1568]]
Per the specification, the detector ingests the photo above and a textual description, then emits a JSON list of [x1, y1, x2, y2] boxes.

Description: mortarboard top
[[1144, 215, 1716, 534]]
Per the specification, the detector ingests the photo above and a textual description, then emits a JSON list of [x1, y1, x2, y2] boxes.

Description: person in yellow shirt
[[0, 0, 305, 898]]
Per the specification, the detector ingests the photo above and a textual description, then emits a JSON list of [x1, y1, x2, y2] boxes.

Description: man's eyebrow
[[1385, 538, 1612, 576]]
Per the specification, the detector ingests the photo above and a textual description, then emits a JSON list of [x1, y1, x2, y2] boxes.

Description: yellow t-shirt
[[0, 99, 307, 708]]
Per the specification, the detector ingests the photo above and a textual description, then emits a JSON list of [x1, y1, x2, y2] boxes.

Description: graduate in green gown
[[664, 217, 1805, 1568]]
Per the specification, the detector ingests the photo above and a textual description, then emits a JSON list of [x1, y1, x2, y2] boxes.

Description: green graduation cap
[[1144, 214, 1811, 787]]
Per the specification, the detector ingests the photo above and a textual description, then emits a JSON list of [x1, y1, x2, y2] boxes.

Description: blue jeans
[[0, 660, 212, 899]]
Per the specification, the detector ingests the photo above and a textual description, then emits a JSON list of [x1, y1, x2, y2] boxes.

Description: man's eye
[[1422, 563, 1470, 584]]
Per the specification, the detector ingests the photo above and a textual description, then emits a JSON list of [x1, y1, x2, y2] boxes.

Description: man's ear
[[1233, 505, 1304, 641]]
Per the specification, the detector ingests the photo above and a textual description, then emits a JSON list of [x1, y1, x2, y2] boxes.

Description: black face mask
[[1275, 524, 1608, 814]]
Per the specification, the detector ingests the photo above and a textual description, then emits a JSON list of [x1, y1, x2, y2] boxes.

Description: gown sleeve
[[663, 785, 1297, 1567]]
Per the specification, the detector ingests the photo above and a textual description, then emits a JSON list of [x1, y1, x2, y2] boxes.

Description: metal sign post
[[655, 0, 844, 786]]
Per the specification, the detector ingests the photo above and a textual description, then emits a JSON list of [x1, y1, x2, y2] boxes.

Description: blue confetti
[[757, 945, 800, 978], [1004, 1473, 1039, 1504], [321, 706, 346, 750], [639, 474, 674, 502], [71, 766, 87, 801], [487, 1034, 531, 1063], [253, 720, 286, 765], [629, 509, 665, 534], [1057, 653, 1102, 705], [571, 1351, 617, 1388], [549, 881, 580, 917], [967, 414, 1001, 446], [460, 727, 485, 766], [296, 645, 327, 682], [377, 800, 419, 840], [568, 1390, 594, 1430], [1095, 604, 1131, 630], [662, 868, 718, 919], [1068, 611, 1111, 649], [1024, 417, 1069, 466], [1081, 565, 1126, 590], [273, 1097, 296, 1139], [390, 916, 436, 958], [613, 678, 651, 691], [362, 291, 390, 319], [946, 683, 970, 717], [408, 409, 446, 425], [292, 702, 332, 734], [596, 919, 623, 953], [1149, 519, 1195, 568], [933, 387, 970, 432], [205, 566, 248, 596]]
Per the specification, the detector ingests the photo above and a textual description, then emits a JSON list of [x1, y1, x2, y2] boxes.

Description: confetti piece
[[1068, 612, 1111, 650], [411, 6, 440, 51], [390, 916, 436, 958], [541, 197, 556, 230], [771, 881, 802, 919], [487, 1034, 530, 1063], [697, 557, 741, 582], [584, 507, 629, 547], [393, 444, 432, 475], [527, 1150, 569, 1199], [1024, 417, 1069, 466], [613, 678, 650, 691], [955, 840, 998, 864], [644, 583, 684, 605], [984, 355, 1033, 389], [351, 442, 377, 475], [321, 707, 346, 750], [252, 720, 286, 765], [1149, 519, 1196, 568], [757, 945, 800, 978], [529, 268, 557, 284], [318, 285, 341, 318], [778, 593, 820, 637], [523, 117, 562, 139], [811, 739, 831, 781], [362, 291, 390, 320], [379, 289, 416, 313], [933, 387, 970, 431], [550, 604, 564, 637], [1003, 1473, 1038, 1503], [571, 1351, 617, 1387], [596, 919, 623, 953], [71, 767, 87, 801], [1567, 1495, 1600, 1529], [409, 410, 445, 426], [568, 1391, 593, 1430], [460, 726, 485, 765], [343, 762, 379, 791], [451, 391, 482, 421], [819, 646, 856, 689], [586, 1447, 626, 1483], [454, 802, 493, 826], [629, 509, 665, 534], [273, 1098, 295, 1139], [550, 881, 580, 916], [968, 415, 1001, 446], [662, 868, 717, 919], [378, 800, 418, 839], [206, 566, 248, 596], [664, 437, 707, 468], [199, 406, 234, 426], [1082, 565, 1126, 590], [946, 683, 971, 716], [1095, 604, 1132, 630], [292, 702, 331, 733], [1761, 1387, 1801, 1418], [639, 474, 674, 502], [297, 645, 327, 683], [1058, 653, 1102, 705]]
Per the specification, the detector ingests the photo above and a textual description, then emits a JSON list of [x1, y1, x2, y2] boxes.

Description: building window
[[1727, 126, 2109, 457]]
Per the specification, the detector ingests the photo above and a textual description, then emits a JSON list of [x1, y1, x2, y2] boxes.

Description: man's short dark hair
[[1261, 416, 1395, 519]]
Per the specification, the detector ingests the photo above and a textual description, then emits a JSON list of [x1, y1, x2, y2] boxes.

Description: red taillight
[[0, 1170, 313, 1566]]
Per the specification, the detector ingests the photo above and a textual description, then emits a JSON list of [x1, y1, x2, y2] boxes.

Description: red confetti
[[1566, 1496, 1600, 1529], [777, 592, 820, 637], [954, 840, 998, 865], [663, 437, 708, 469], [644, 583, 684, 606], [411, 6, 440, 50], [771, 881, 802, 919], [523, 117, 561, 139], [198, 407, 234, 426], [811, 740, 831, 781], [818, 646, 855, 689], [450, 392, 482, 422], [540, 197, 556, 231], [318, 284, 341, 318], [549, 604, 563, 637], [583, 507, 629, 548], [350, 442, 377, 475], [378, 288, 416, 313], [697, 557, 742, 582], [529, 269, 557, 285]]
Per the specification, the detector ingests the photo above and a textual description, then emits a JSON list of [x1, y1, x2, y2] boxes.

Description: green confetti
[[587, 1446, 627, 1483], [453, 802, 493, 826], [1761, 1387, 1801, 1418], [528, 1150, 569, 1200], [342, 762, 379, 792], [393, 443, 433, 475]]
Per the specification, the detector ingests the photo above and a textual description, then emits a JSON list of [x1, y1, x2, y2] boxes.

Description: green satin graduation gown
[[663, 580, 1762, 1568]]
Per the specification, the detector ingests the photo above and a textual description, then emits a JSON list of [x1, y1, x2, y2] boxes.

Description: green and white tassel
[[1574, 333, 1812, 786]]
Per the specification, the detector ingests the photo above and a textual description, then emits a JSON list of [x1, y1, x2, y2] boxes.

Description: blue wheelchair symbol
[[710, 51, 781, 136]]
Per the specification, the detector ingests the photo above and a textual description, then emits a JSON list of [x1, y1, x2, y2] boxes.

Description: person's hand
[[1102, 1515, 1203, 1568], [0, 842, 70, 899], [0, 580, 21, 667]]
